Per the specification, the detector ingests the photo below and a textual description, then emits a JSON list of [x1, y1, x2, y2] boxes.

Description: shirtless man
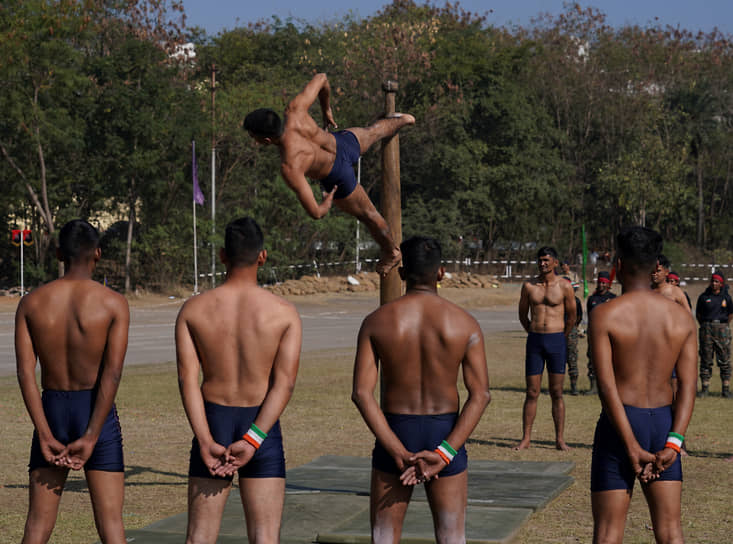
[[352, 236, 491, 543], [515, 246, 576, 451], [15, 219, 129, 544], [176, 217, 301, 544], [243, 73, 415, 275], [651, 254, 692, 311], [589, 227, 696, 544]]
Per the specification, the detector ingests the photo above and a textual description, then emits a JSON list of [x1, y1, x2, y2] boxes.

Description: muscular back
[[17, 278, 128, 391], [590, 291, 696, 408], [280, 105, 337, 182], [177, 283, 300, 406], [362, 292, 483, 414]]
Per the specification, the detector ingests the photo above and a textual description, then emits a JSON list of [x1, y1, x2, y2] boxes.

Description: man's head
[[667, 271, 681, 287], [596, 271, 611, 293], [615, 226, 663, 283], [223, 217, 265, 268], [536, 246, 558, 275], [399, 236, 443, 285], [243, 108, 283, 142], [711, 273, 724, 294], [561, 261, 570, 273], [57, 219, 100, 264], [651, 254, 671, 285]]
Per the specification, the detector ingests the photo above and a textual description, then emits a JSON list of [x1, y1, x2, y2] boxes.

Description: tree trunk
[[125, 179, 136, 294], [696, 152, 704, 248]]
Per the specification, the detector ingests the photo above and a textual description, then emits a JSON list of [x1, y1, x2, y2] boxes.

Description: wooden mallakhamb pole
[[380, 80, 403, 306]]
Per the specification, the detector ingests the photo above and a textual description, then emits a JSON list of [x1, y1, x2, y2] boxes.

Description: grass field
[[1, 291, 732, 543]]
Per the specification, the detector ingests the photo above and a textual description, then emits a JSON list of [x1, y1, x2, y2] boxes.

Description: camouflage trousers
[[699, 322, 731, 383], [566, 327, 579, 380], [586, 344, 596, 380]]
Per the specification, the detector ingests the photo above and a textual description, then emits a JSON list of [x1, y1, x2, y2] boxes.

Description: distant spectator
[[585, 271, 616, 394], [563, 278, 583, 395], [695, 273, 733, 398], [561, 261, 579, 285], [667, 271, 692, 310]]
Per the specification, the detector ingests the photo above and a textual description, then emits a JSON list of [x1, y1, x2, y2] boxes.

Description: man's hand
[[399, 450, 446, 486], [318, 187, 337, 218], [323, 107, 337, 130], [199, 441, 229, 477], [57, 435, 97, 470], [213, 440, 256, 477], [39, 435, 67, 466], [628, 445, 657, 483], [652, 447, 679, 476]]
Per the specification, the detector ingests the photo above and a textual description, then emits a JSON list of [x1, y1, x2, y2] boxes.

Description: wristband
[[243, 423, 267, 450], [665, 431, 684, 453], [435, 440, 457, 465]]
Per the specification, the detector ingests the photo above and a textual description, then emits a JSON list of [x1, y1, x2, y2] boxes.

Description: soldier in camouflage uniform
[[585, 271, 616, 394], [563, 278, 583, 395], [696, 273, 733, 398]]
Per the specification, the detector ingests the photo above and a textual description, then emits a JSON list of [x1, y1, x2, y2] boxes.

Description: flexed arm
[[287, 73, 337, 130], [281, 164, 336, 219]]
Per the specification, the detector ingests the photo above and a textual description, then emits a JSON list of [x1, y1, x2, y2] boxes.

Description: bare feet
[[387, 112, 416, 125], [680, 446, 688, 457], [513, 439, 531, 451], [376, 248, 401, 277], [556, 440, 571, 451]]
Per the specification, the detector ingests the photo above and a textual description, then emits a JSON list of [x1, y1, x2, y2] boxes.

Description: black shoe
[[570, 383, 579, 396], [697, 387, 710, 398], [583, 379, 598, 395], [722, 387, 732, 399]]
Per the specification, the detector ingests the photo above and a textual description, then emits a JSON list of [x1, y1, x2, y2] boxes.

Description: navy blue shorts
[[372, 413, 467, 477], [29, 389, 124, 472], [591, 405, 682, 492], [189, 401, 285, 480], [319, 130, 361, 199], [525, 332, 567, 376]]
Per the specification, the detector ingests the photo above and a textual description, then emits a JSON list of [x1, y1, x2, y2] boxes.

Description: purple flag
[[192, 141, 205, 205]]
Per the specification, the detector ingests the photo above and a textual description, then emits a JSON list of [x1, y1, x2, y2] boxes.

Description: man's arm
[[60, 293, 129, 470], [219, 307, 302, 475], [518, 283, 531, 333], [280, 165, 336, 220], [655, 321, 697, 473], [563, 282, 577, 337], [590, 307, 656, 479], [175, 306, 226, 476], [287, 73, 336, 129], [404, 325, 491, 483], [15, 297, 67, 465], [351, 318, 413, 472]]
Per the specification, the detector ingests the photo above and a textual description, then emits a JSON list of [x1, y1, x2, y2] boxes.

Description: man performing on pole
[[243, 73, 414, 276], [589, 226, 696, 544], [176, 217, 302, 543], [352, 236, 491, 543], [515, 246, 576, 451], [15, 219, 129, 544]]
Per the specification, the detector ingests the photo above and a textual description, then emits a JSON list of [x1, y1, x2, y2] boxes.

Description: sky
[[181, 0, 732, 36]]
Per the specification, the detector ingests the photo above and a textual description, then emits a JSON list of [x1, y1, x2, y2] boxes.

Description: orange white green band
[[243, 424, 267, 449], [435, 440, 457, 464], [665, 432, 684, 453]]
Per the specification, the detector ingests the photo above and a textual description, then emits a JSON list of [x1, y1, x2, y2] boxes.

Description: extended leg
[[642, 480, 683, 544], [591, 489, 632, 544], [549, 372, 570, 451], [22, 467, 69, 544], [86, 469, 125, 544], [370, 468, 413, 544], [424, 471, 468, 544], [185, 476, 232, 544], [346, 114, 415, 154], [514, 373, 541, 450], [239, 477, 285, 544]]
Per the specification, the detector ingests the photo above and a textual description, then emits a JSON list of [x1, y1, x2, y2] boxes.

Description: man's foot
[[697, 386, 709, 398], [556, 440, 571, 451], [376, 248, 401, 277], [513, 439, 531, 451], [722, 385, 732, 398], [386, 112, 416, 124], [570, 380, 579, 395]]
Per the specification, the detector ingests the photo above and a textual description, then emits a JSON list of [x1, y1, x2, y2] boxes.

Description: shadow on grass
[[467, 436, 592, 450]]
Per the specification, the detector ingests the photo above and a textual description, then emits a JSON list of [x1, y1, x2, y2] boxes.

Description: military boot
[[570, 378, 579, 396], [584, 377, 598, 395], [722, 384, 732, 399], [697, 384, 710, 398]]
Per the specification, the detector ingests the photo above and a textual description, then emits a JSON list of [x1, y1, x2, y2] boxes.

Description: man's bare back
[[653, 282, 691, 312]]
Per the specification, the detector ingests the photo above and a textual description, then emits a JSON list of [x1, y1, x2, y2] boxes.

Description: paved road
[[0, 296, 521, 377]]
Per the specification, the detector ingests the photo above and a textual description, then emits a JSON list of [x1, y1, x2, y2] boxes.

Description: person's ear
[[257, 249, 267, 266], [219, 247, 227, 265], [437, 266, 445, 282]]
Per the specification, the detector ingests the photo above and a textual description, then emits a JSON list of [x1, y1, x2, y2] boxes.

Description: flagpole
[[193, 141, 199, 295], [210, 65, 216, 288]]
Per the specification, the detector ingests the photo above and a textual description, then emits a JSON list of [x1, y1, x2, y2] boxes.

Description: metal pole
[[356, 157, 361, 274], [379, 80, 402, 306], [211, 65, 216, 288], [20, 231, 24, 294]]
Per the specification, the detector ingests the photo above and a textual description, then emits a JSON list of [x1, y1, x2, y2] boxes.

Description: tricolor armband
[[665, 432, 684, 453], [435, 440, 457, 465], [243, 424, 267, 450]]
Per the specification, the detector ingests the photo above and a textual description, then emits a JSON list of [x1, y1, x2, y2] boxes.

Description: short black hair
[[225, 217, 264, 266], [401, 236, 441, 284], [657, 254, 671, 270], [58, 219, 99, 261], [243, 108, 283, 138], [537, 246, 558, 260], [616, 226, 662, 274]]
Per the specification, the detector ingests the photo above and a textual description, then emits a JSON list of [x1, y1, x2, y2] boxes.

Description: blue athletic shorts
[[29, 389, 124, 472], [188, 401, 285, 480], [591, 405, 682, 492], [372, 412, 467, 477], [319, 130, 361, 199], [525, 331, 567, 376]]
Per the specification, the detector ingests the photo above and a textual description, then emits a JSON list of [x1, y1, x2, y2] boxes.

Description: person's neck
[[539, 270, 556, 283], [223, 265, 259, 286], [621, 275, 652, 294], [406, 283, 438, 295], [62, 261, 94, 280]]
